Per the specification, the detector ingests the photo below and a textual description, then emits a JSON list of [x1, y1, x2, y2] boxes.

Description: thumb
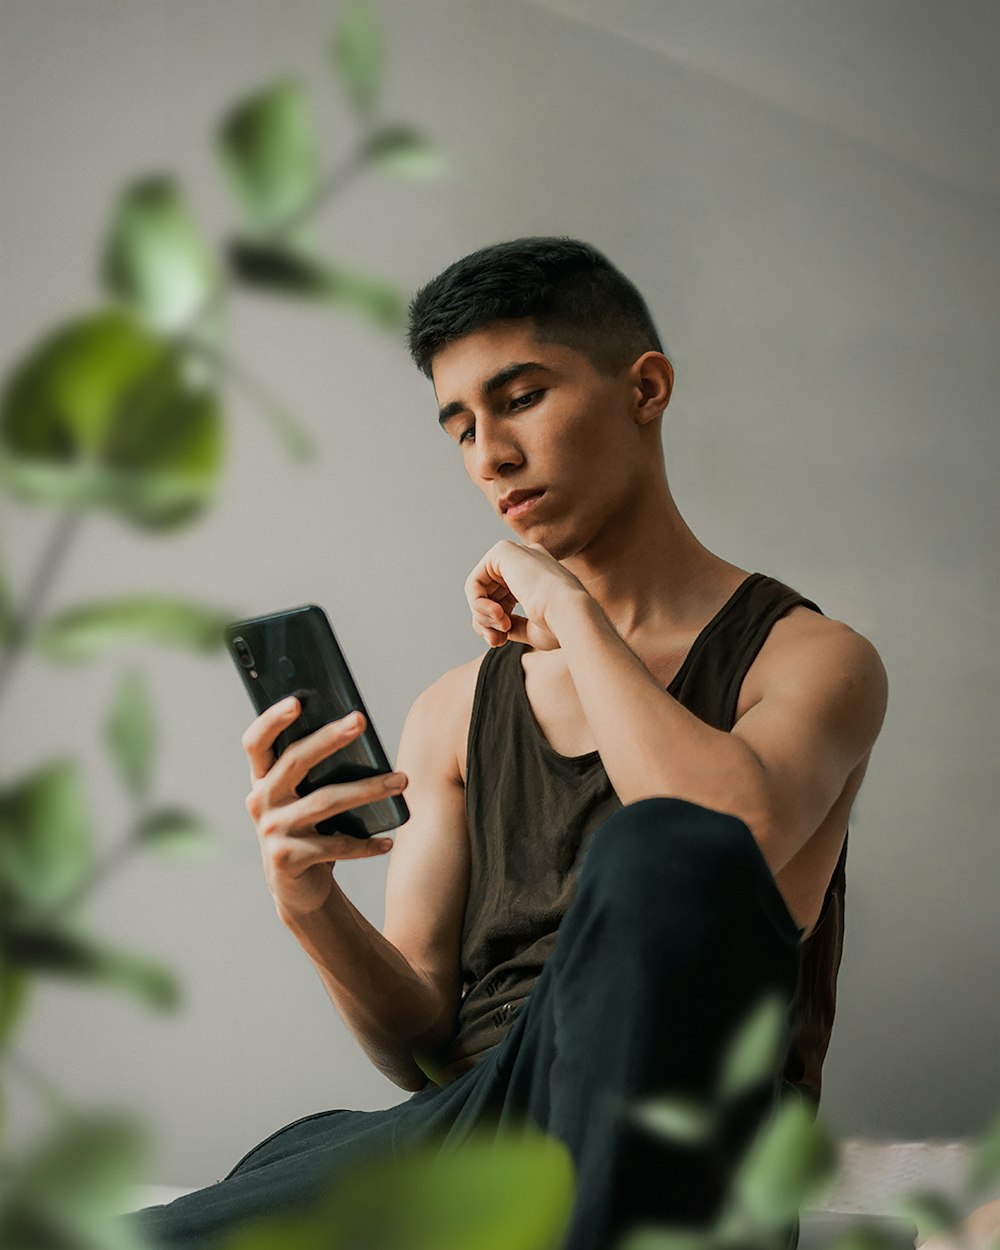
[[502, 612, 531, 646]]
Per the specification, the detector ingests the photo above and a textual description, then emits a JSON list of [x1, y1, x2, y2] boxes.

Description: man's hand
[[464, 539, 589, 651], [241, 698, 408, 919]]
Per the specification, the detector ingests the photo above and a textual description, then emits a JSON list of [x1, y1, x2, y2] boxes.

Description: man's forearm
[[278, 880, 455, 1092], [547, 589, 770, 830]]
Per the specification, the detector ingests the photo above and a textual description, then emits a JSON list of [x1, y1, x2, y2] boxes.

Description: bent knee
[[590, 796, 753, 856], [580, 796, 754, 893]]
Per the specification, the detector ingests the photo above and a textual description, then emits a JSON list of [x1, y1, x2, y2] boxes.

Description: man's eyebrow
[[437, 361, 556, 428]]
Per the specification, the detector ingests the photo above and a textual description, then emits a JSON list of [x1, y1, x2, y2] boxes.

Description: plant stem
[[0, 506, 84, 708], [19, 833, 140, 930], [270, 138, 372, 245], [181, 337, 315, 460], [62, 834, 140, 919], [3, 1045, 78, 1123]]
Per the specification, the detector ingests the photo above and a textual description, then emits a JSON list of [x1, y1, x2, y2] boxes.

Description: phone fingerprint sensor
[[278, 655, 296, 677]]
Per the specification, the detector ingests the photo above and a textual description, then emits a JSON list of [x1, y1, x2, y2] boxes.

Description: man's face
[[431, 320, 646, 553]]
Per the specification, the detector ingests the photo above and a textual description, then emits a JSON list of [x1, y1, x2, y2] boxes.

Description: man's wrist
[[548, 585, 605, 643], [276, 881, 345, 936]]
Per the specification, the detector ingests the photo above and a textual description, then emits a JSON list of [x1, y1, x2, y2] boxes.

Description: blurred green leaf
[[716, 991, 789, 1104], [0, 548, 13, 645], [21, 1115, 148, 1219], [136, 807, 214, 858], [892, 1191, 961, 1243], [217, 80, 321, 233], [106, 669, 156, 798], [0, 965, 29, 1044], [968, 1107, 1000, 1195], [364, 125, 447, 178], [0, 309, 224, 529], [330, 0, 382, 115], [101, 176, 218, 334], [226, 239, 403, 328], [328, 1127, 574, 1250], [218, 1211, 331, 1250], [2, 924, 179, 1010], [615, 1228, 724, 1250], [0, 760, 92, 912], [729, 1093, 838, 1231], [628, 1094, 716, 1145], [0, 1114, 152, 1249], [32, 597, 232, 661], [222, 1126, 575, 1250]]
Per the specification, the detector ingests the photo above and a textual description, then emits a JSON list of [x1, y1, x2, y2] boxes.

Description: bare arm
[[277, 882, 449, 1092], [548, 591, 888, 876], [250, 671, 471, 1092]]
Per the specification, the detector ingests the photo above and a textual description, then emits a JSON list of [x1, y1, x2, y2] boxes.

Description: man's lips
[[502, 490, 545, 517]]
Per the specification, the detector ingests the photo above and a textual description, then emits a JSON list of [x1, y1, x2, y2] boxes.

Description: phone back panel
[[224, 604, 408, 838]]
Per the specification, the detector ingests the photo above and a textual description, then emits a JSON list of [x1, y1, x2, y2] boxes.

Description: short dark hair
[[406, 236, 666, 382]]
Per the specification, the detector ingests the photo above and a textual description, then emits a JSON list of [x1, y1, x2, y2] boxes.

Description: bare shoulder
[[742, 601, 889, 747], [766, 602, 887, 681], [410, 652, 488, 789]]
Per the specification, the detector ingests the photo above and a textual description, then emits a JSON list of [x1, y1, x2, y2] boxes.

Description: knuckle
[[310, 787, 341, 818], [258, 812, 283, 839]]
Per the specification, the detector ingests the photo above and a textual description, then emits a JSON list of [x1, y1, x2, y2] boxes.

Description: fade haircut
[[406, 236, 666, 382]]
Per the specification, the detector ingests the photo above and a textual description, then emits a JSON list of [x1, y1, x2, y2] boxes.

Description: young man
[[131, 237, 888, 1250]]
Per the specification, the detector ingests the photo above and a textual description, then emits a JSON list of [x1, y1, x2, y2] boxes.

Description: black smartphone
[[223, 604, 409, 839]]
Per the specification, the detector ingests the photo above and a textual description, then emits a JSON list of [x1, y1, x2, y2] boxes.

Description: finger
[[464, 552, 510, 613], [242, 695, 302, 784], [503, 614, 530, 645], [473, 607, 508, 647], [474, 601, 507, 629], [268, 831, 394, 872], [263, 769, 408, 837], [267, 710, 368, 798]]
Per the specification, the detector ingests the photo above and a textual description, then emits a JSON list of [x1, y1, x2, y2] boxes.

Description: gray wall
[[1, 0, 997, 1187]]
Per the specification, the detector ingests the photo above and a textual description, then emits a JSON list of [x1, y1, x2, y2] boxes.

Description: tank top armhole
[[719, 590, 825, 728], [464, 646, 501, 797]]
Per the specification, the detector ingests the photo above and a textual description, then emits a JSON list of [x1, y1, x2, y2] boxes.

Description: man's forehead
[[432, 330, 579, 413]]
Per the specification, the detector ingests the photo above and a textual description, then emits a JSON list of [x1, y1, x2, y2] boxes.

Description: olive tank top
[[429, 572, 847, 1108]]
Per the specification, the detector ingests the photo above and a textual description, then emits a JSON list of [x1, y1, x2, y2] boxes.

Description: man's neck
[[557, 481, 747, 644]]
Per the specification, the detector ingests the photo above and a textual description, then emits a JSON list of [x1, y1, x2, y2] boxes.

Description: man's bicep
[[381, 671, 472, 1032], [731, 624, 888, 874]]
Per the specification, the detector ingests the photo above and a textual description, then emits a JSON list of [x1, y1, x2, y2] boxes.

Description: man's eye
[[457, 391, 544, 446]]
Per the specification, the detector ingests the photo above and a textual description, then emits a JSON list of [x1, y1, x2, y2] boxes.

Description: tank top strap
[[670, 572, 824, 731]]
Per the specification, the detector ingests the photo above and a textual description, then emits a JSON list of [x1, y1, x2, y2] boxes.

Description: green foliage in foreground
[[218, 1127, 575, 1250], [0, 0, 447, 1246]]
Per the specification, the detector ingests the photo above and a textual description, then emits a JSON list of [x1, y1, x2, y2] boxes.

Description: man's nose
[[473, 426, 522, 477]]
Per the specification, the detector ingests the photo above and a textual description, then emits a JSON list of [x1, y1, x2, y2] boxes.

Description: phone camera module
[[233, 637, 255, 669]]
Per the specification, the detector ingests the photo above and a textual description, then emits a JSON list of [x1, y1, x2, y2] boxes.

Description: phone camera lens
[[234, 637, 255, 669]]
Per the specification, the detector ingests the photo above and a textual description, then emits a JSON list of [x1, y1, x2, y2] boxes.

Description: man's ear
[[633, 353, 673, 425]]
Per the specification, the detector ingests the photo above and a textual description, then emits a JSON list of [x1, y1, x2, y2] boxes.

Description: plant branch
[[0, 506, 84, 708], [269, 136, 373, 245], [3, 1045, 78, 1123]]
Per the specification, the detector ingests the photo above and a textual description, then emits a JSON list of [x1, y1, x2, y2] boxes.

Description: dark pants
[[127, 797, 805, 1250]]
